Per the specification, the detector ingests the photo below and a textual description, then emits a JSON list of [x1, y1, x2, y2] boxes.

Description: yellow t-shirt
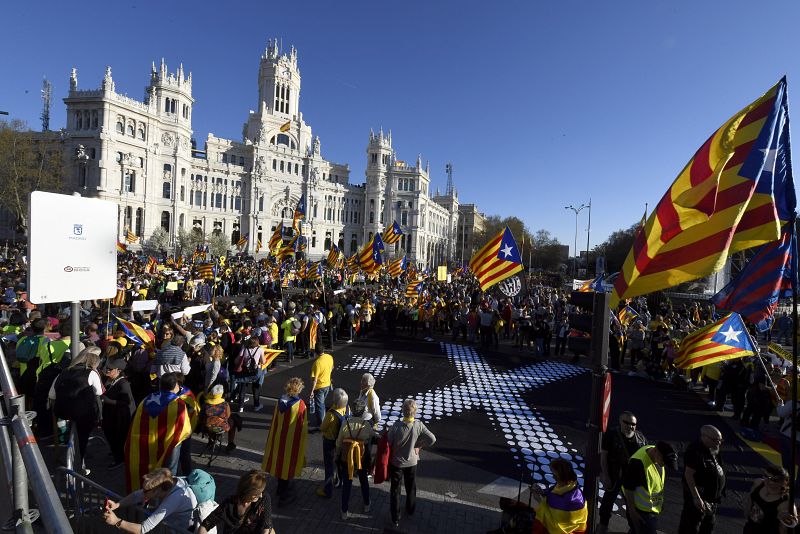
[[310, 353, 334, 390], [268, 323, 279, 348]]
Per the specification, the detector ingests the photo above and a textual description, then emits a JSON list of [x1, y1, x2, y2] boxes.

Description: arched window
[[180, 185, 185, 202], [276, 134, 290, 146], [160, 211, 170, 232], [126, 124, 134, 136], [258, 196, 264, 212], [162, 182, 171, 199], [137, 127, 145, 140], [135, 208, 143, 236], [116, 120, 124, 134], [91, 111, 98, 129], [179, 214, 185, 228], [163, 163, 172, 175]]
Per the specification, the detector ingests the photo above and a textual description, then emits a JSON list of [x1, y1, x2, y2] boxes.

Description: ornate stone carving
[[179, 135, 189, 150], [312, 136, 320, 156], [309, 166, 319, 189], [161, 132, 174, 147], [254, 155, 266, 177]]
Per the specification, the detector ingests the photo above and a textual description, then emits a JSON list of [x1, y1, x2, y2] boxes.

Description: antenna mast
[[41, 78, 52, 131], [445, 162, 454, 196]]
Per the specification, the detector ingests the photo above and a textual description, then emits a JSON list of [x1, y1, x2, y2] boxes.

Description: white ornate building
[[58, 40, 463, 267]]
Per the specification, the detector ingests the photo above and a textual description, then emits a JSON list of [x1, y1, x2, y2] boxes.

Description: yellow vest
[[630, 445, 664, 514]]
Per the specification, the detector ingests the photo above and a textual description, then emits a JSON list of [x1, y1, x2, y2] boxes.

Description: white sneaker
[[346, 339, 353, 344], [364, 503, 371, 513], [341, 511, 349, 520]]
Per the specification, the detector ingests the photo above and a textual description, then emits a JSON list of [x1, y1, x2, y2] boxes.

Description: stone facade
[[455, 203, 486, 264], [55, 40, 464, 267]]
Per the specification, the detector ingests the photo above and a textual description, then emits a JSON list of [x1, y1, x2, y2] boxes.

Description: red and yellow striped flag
[[269, 222, 284, 253], [262, 398, 307, 479], [259, 348, 283, 368], [469, 226, 524, 291], [111, 288, 126, 307], [124, 393, 193, 491], [611, 80, 789, 308]]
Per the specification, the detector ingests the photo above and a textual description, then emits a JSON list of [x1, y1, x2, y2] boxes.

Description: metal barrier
[[54, 468, 193, 534], [0, 345, 72, 533]]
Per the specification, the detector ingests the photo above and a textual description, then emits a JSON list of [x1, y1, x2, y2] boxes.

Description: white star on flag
[[500, 244, 514, 258], [720, 325, 742, 343]]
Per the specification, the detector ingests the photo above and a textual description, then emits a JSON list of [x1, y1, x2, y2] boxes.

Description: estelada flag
[[611, 79, 792, 308], [673, 312, 756, 370], [124, 391, 193, 491], [262, 396, 307, 479], [269, 222, 284, 253], [382, 221, 404, 245], [469, 226, 523, 291]]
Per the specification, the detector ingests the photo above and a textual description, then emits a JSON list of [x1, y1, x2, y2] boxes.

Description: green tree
[[0, 120, 65, 235], [594, 221, 641, 274], [207, 232, 230, 258], [143, 227, 171, 257], [177, 226, 205, 255]]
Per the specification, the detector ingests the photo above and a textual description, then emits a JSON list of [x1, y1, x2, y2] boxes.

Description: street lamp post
[[565, 203, 588, 278]]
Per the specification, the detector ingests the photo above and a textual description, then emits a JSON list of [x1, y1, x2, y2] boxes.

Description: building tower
[[257, 39, 301, 118], [365, 128, 393, 241], [146, 59, 194, 243]]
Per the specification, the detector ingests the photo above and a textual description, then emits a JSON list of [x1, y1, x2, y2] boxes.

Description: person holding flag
[[292, 194, 306, 234]]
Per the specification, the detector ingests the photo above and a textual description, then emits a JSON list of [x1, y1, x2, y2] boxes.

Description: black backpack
[[53, 368, 97, 421]]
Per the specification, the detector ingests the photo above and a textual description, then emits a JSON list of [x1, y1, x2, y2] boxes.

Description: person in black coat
[[100, 357, 135, 469]]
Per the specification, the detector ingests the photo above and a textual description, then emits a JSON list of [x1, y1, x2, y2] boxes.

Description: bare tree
[[144, 227, 171, 257], [0, 120, 65, 235], [207, 232, 230, 258]]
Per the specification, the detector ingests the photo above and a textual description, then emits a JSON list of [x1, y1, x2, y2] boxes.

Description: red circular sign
[[601, 372, 612, 433]]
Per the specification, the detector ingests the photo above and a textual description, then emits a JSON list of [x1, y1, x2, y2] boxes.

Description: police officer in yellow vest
[[622, 441, 679, 534]]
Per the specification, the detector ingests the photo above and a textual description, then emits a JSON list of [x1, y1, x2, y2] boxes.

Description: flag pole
[[791, 215, 798, 509], [743, 324, 780, 398]]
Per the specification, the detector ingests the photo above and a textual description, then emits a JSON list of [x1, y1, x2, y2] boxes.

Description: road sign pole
[[585, 290, 610, 533]]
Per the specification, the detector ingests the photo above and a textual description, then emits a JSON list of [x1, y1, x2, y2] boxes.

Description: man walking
[[308, 344, 333, 432], [678, 425, 725, 534], [598, 411, 647, 533], [623, 441, 679, 534]]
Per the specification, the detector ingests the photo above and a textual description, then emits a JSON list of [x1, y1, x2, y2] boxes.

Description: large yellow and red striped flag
[[124, 392, 193, 491], [673, 312, 756, 369], [268, 222, 284, 254], [262, 397, 307, 479], [358, 233, 384, 274], [469, 226, 524, 291], [611, 79, 791, 308], [125, 229, 138, 244]]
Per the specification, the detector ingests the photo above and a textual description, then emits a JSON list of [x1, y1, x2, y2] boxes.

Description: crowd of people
[[1, 244, 800, 533]]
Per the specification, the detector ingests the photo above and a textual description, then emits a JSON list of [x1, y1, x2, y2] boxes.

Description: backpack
[[185, 468, 216, 504], [259, 329, 273, 347], [19, 339, 53, 396], [53, 368, 97, 421], [290, 318, 301, 336], [16, 335, 44, 363]]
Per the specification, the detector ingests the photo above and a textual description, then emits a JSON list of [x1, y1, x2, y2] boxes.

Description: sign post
[[28, 192, 117, 358]]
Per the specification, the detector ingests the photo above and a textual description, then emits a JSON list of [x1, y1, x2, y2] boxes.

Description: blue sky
[[2, 0, 799, 255]]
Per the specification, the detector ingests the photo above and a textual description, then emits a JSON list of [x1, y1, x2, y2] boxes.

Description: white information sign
[[28, 192, 117, 303], [132, 300, 160, 312]]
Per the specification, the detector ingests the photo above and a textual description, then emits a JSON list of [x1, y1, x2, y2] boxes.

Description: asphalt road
[[229, 329, 765, 533]]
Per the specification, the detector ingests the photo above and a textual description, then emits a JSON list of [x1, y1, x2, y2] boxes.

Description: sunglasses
[[622, 420, 637, 427]]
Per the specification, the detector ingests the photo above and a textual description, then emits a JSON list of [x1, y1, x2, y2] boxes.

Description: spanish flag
[[124, 391, 193, 491], [280, 120, 291, 132], [262, 396, 307, 480]]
